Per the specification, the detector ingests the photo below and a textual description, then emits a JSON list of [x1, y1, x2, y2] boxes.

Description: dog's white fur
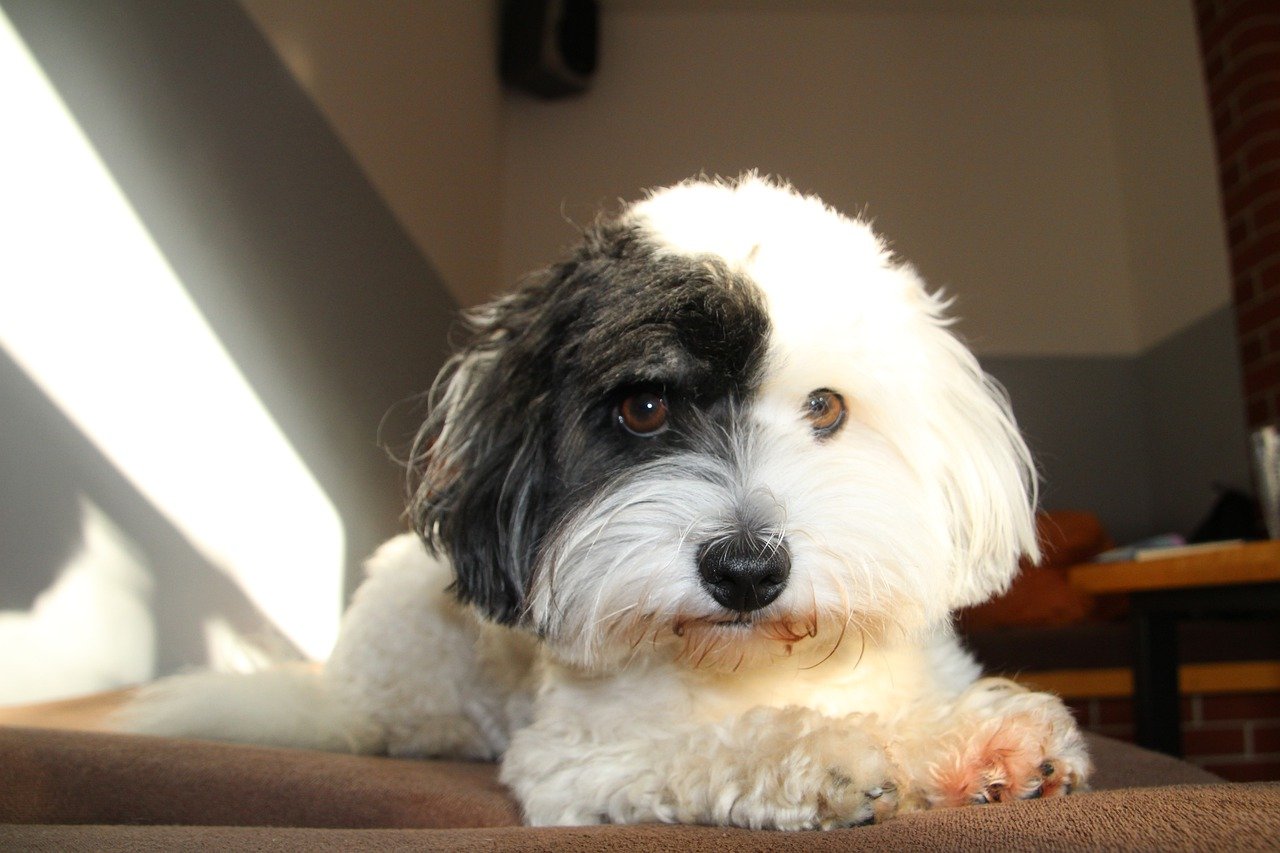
[[120, 176, 1090, 829]]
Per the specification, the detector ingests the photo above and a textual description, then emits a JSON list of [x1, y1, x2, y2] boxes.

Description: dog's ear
[[409, 263, 578, 624], [918, 320, 1040, 610]]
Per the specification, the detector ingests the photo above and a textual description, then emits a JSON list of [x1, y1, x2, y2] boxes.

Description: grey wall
[[985, 305, 1250, 544], [1, 0, 458, 671], [985, 355, 1154, 544], [1139, 306, 1251, 535]]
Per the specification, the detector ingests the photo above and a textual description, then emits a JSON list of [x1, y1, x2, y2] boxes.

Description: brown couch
[[3, 692, 1279, 851]]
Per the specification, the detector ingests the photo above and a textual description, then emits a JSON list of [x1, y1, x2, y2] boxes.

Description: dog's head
[[411, 176, 1037, 670]]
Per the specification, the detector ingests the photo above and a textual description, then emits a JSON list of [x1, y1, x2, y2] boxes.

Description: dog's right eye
[[616, 391, 670, 437], [804, 388, 846, 438]]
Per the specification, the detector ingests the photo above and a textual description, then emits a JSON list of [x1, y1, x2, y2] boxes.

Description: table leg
[[1132, 607, 1181, 757]]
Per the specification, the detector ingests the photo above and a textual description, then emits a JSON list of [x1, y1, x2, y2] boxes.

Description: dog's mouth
[[702, 614, 755, 629], [642, 610, 829, 671], [673, 614, 753, 634], [672, 612, 819, 641]]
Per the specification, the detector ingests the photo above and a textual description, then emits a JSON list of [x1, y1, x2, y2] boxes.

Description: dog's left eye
[[804, 389, 846, 438], [616, 390, 670, 437]]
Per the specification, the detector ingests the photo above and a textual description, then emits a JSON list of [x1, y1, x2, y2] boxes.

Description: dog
[[120, 175, 1091, 829]]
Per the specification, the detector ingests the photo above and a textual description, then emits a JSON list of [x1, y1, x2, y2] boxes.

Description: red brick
[[1243, 350, 1280, 387], [1244, 359, 1280, 395], [1259, 259, 1280, 291], [1220, 106, 1280, 166], [1233, 225, 1280, 274], [1213, 58, 1280, 117], [1221, 156, 1243, 192], [1237, 266, 1261, 299], [1095, 697, 1133, 726], [1183, 725, 1247, 756], [1201, 692, 1280, 721], [1223, 165, 1280, 220], [1214, 96, 1238, 137], [1250, 320, 1280, 350], [1254, 197, 1280, 234], [1198, 2, 1280, 59], [1244, 134, 1280, 172], [1246, 394, 1270, 427], [1237, 278, 1257, 305], [1200, 760, 1280, 782], [1228, 21, 1280, 58], [1236, 296, 1280, 338], [1242, 333, 1265, 364], [1230, 216, 1252, 248], [1254, 722, 1280, 753], [1237, 76, 1280, 113], [1244, 397, 1264, 427], [1206, 49, 1228, 86]]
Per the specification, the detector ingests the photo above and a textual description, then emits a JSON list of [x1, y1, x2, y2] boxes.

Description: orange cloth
[[960, 511, 1119, 631]]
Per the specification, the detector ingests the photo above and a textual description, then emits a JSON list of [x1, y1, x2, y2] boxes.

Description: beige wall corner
[[240, 0, 504, 307]]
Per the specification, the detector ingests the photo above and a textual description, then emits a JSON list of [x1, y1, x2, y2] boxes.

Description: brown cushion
[[1, 692, 1267, 851], [0, 725, 1229, 826], [0, 726, 518, 829], [3, 783, 1278, 852]]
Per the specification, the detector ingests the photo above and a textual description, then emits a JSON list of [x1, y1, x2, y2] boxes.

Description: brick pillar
[[1195, 0, 1280, 427]]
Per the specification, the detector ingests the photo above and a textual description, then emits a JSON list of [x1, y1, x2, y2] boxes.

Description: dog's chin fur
[[117, 174, 1092, 829]]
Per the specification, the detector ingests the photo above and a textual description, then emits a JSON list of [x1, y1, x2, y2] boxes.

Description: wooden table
[[1069, 540, 1280, 757]]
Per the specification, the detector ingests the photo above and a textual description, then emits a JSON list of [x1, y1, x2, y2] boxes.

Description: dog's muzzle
[[697, 534, 791, 613]]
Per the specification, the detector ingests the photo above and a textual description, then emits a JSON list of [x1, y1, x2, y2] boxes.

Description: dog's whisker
[[591, 602, 639, 631], [801, 614, 848, 671]]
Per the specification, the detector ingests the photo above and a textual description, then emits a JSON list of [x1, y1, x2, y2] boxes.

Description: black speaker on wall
[[501, 0, 598, 98]]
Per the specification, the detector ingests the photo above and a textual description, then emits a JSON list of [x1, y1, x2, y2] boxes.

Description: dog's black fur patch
[[410, 218, 771, 624]]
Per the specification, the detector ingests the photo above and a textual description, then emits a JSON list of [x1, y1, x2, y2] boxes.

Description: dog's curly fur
[[119, 175, 1091, 828]]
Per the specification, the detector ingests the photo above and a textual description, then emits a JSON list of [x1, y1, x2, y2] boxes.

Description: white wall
[[1101, 1, 1233, 352], [240, 0, 1232, 359], [500, 1, 1232, 357]]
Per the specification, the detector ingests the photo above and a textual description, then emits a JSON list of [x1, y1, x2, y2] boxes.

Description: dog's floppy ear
[[918, 316, 1040, 610], [409, 262, 578, 624]]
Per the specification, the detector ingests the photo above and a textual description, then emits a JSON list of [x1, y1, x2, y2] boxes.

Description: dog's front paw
[[923, 678, 1091, 808], [802, 724, 902, 829], [708, 708, 900, 830], [507, 707, 901, 828]]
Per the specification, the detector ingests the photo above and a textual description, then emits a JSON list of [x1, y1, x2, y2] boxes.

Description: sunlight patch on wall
[[0, 498, 154, 705], [0, 9, 345, 661]]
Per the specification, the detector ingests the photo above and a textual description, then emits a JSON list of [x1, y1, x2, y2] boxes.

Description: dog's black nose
[[697, 536, 790, 613]]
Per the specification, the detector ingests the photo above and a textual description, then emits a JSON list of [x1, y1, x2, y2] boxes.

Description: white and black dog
[[122, 175, 1090, 829]]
